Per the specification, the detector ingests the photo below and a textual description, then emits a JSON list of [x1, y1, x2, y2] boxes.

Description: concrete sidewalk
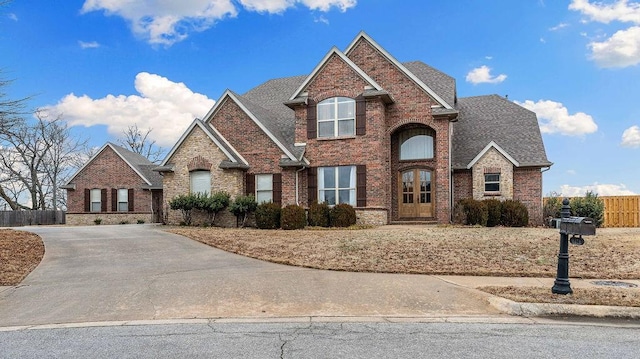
[[1, 225, 638, 328]]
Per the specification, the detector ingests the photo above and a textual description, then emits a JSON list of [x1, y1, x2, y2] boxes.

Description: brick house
[[62, 142, 163, 225], [156, 31, 552, 226]]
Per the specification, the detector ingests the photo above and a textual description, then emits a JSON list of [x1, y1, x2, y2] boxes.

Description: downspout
[[449, 120, 453, 223]]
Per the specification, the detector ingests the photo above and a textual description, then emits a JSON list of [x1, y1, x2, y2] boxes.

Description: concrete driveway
[[0, 225, 498, 326]]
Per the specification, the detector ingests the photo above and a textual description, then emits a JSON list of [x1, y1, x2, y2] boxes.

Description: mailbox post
[[551, 198, 596, 295]]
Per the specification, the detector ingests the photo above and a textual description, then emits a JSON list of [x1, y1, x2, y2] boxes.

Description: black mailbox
[[559, 217, 596, 236]]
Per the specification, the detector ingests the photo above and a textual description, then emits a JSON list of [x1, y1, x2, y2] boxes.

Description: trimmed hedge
[[501, 200, 529, 227], [454, 198, 488, 226], [281, 204, 306, 230], [329, 203, 356, 228], [483, 199, 502, 227], [255, 202, 282, 229], [308, 201, 330, 227]]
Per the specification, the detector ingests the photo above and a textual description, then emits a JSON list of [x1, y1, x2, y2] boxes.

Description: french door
[[398, 169, 433, 218]]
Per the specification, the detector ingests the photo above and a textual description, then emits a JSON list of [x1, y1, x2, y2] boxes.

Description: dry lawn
[[169, 226, 640, 279], [0, 229, 45, 286], [479, 286, 640, 307]]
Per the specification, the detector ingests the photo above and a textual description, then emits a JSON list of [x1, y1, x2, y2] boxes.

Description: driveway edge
[[489, 296, 640, 319]]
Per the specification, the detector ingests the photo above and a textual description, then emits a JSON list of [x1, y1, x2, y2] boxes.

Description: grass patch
[[478, 285, 640, 307]]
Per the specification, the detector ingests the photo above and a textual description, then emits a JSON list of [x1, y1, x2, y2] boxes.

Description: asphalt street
[[1, 320, 639, 358]]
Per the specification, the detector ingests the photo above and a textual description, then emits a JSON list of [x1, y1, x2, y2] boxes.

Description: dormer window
[[317, 97, 355, 138]]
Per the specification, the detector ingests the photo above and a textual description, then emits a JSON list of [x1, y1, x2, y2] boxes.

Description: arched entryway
[[391, 124, 437, 220]]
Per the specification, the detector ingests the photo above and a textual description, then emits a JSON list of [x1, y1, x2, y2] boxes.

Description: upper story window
[[317, 97, 355, 138], [190, 170, 211, 195], [399, 128, 434, 160]]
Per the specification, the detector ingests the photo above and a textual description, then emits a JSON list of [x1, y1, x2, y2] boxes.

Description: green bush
[[329, 203, 357, 228], [195, 191, 230, 226], [281, 204, 306, 230], [229, 195, 257, 228], [137, 219, 145, 224], [255, 202, 282, 229], [94, 218, 102, 225], [501, 200, 529, 227], [452, 200, 467, 225], [483, 199, 502, 227], [169, 194, 197, 226], [465, 199, 488, 226], [570, 191, 604, 227], [308, 201, 330, 227]]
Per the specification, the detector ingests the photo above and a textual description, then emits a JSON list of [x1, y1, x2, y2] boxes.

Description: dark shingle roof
[[452, 95, 552, 169], [107, 142, 163, 187], [403, 61, 456, 107], [240, 76, 307, 159]]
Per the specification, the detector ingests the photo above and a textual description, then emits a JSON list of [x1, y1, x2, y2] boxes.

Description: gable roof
[[452, 95, 553, 169], [289, 46, 383, 101], [64, 142, 163, 188], [403, 61, 456, 108], [466, 141, 520, 169], [160, 118, 247, 167], [344, 31, 454, 110]]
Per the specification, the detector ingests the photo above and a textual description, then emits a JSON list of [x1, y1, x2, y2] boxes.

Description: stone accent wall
[[471, 148, 514, 201], [355, 208, 388, 226], [163, 125, 244, 226], [514, 167, 544, 226], [65, 145, 155, 222], [66, 213, 153, 226]]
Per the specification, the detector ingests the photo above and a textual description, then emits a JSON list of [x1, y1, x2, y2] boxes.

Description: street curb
[[489, 296, 640, 319]]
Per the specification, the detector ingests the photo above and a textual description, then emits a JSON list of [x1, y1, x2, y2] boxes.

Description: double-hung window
[[318, 166, 356, 206], [317, 97, 355, 138], [484, 173, 500, 192], [117, 189, 129, 212], [90, 189, 101, 212], [190, 170, 211, 195], [255, 174, 273, 203]]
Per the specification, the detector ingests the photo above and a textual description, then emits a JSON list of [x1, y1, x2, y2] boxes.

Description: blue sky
[[2, 0, 640, 196]]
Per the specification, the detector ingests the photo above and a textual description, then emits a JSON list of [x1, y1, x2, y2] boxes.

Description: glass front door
[[398, 169, 433, 218]]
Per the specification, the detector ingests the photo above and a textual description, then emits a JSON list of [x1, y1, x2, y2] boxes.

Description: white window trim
[[317, 97, 355, 138], [190, 170, 211, 195], [90, 189, 101, 213], [255, 174, 273, 204], [117, 188, 129, 212], [318, 166, 356, 206], [484, 173, 501, 192]]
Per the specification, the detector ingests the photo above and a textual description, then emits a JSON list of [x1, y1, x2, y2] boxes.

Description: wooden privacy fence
[[0, 210, 66, 227], [601, 196, 640, 228]]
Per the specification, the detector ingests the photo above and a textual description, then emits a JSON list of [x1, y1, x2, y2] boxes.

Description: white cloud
[[566, 169, 577, 175], [559, 183, 637, 196], [549, 22, 569, 31], [44, 72, 215, 147], [621, 125, 640, 147], [79, 40, 100, 49], [8, 13, 18, 21], [81, 0, 357, 46], [465, 65, 507, 84], [514, 99, 598, 136], [569, 0, 640, 67], [314, 15, 330, 24]]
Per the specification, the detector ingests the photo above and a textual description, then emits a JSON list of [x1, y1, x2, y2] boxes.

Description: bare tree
[[0, 70, 30, 140], [117, 124, 165, 163]]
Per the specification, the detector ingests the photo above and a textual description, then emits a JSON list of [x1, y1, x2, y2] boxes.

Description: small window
[[256, 174, 273, 203], [317, 97, 355, 138], [117, 189, 129, 212], [399, 128, 434, 160], [190, 170, 211, 195], [90, 189, 101, 212], [318, 166, 356, 206], [484, 173, 500, 192]]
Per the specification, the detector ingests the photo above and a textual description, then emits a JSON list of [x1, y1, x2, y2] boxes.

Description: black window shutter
[[307, 167, 317, 205], [128, 189, 134, 212], [111, 188, 117, 211], [84, 188, 90, 212], [246, 173, 255, 196], [273, 173, 282, 205], [101, 189, 107, 212], [307, 99, 317, 139], [356, 96, 366, 135], [357, 165, 367, 207]]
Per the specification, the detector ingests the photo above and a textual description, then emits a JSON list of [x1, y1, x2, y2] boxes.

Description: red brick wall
[[66, 146, 153, 214], [513, 167, 544, 225], [346, 38, 451, 222], [453, 170, 473, 205]]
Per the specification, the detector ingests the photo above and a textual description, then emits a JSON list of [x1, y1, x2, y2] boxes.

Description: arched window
[[190, 170, 211, 195], [399, 128, 434, 160], [317, 97, 355, 138]]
